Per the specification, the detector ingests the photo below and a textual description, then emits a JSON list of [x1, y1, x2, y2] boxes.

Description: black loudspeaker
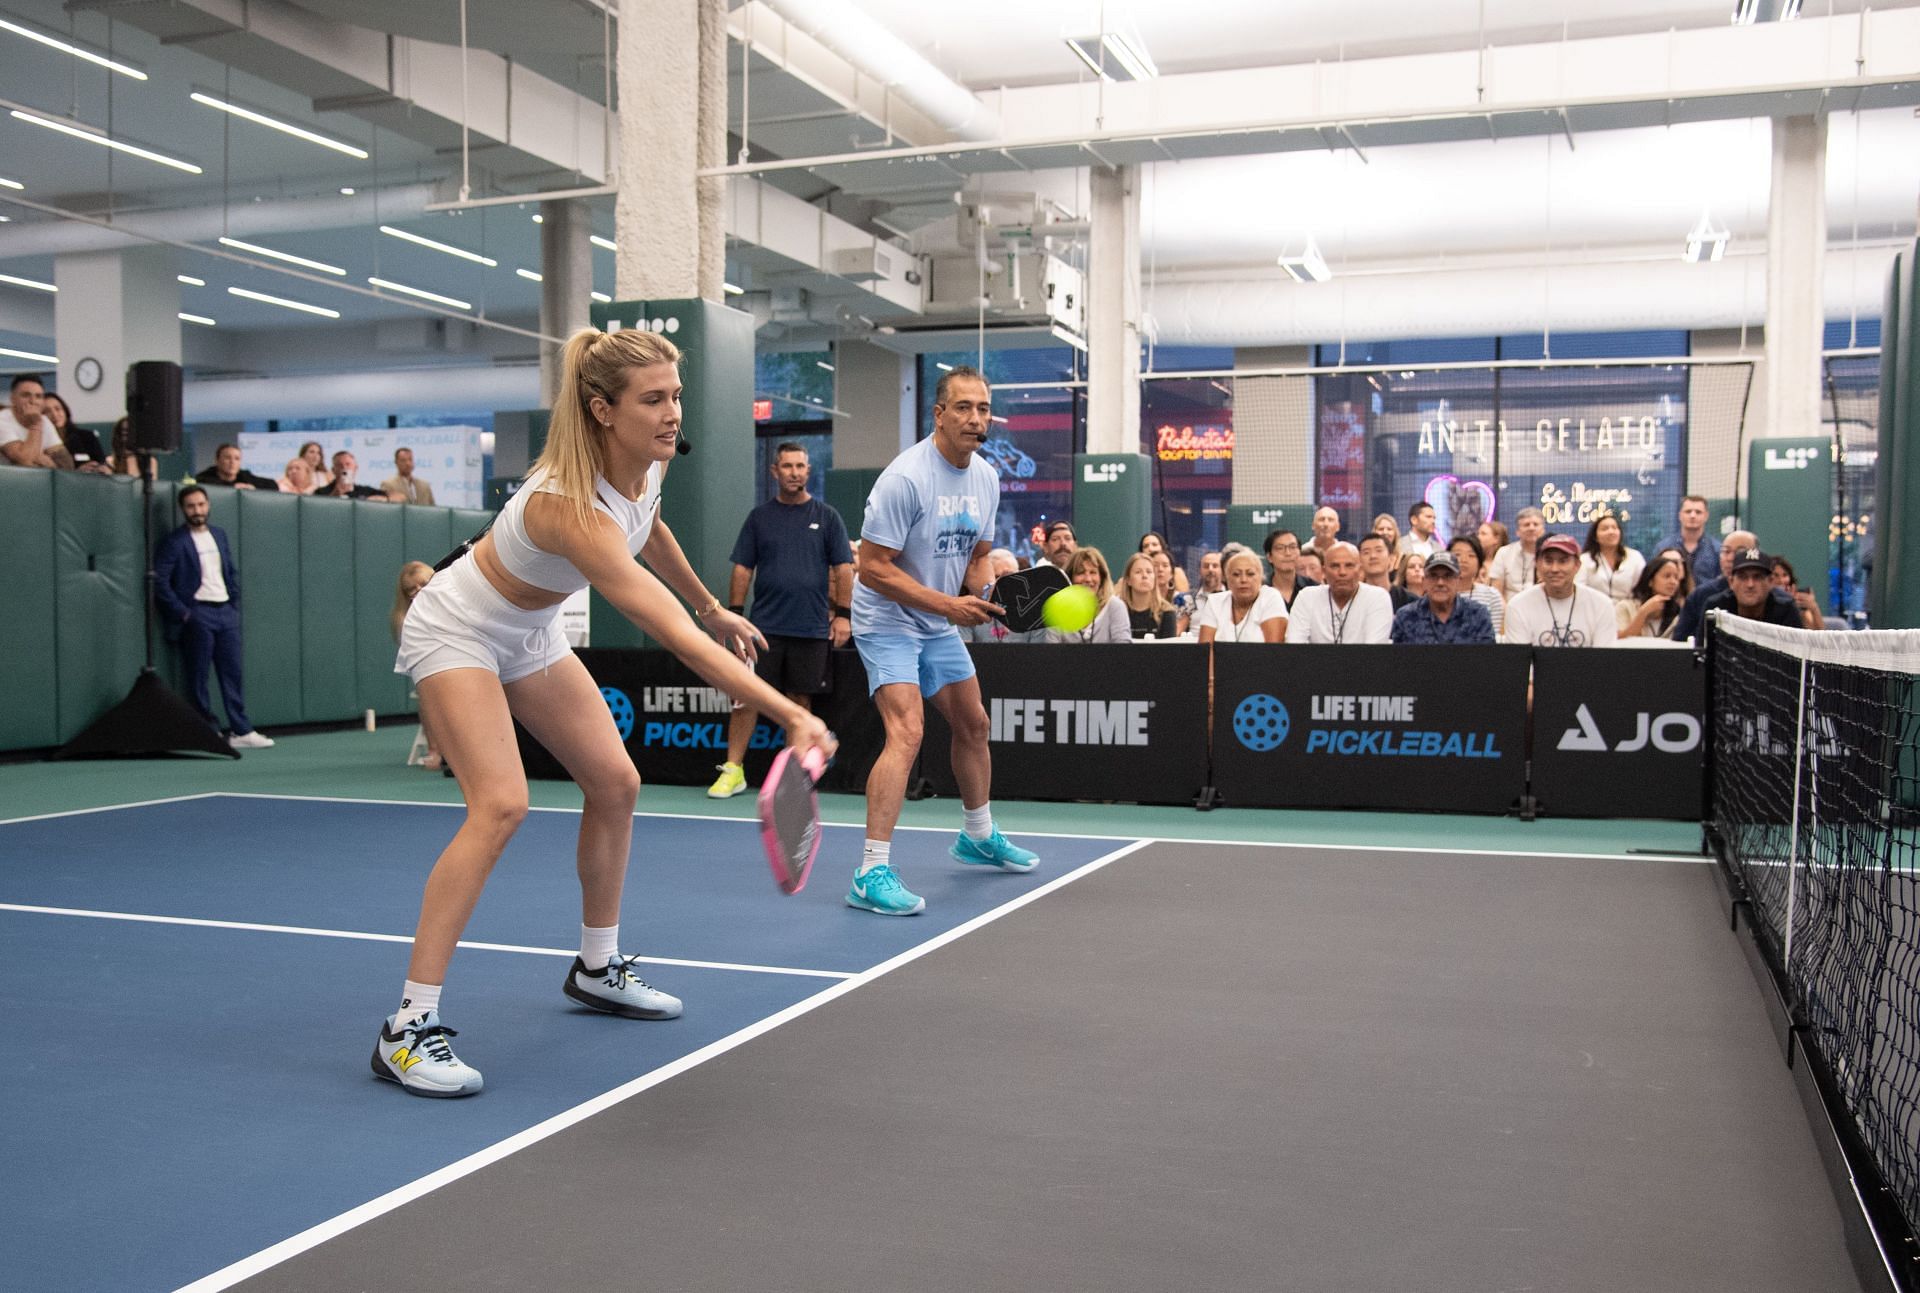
[[125, 360, 183, 452]]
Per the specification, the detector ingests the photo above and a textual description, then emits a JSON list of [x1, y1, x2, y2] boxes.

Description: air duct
[[185, 362, 538, 421], [0, 183, 439, 259]]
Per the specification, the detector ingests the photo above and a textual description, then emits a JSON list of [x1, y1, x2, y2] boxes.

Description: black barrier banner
[[1529, 646, 1705, 819], [1210, 643, 1532, 813], [920, 643, 1210, 807], [518, 647, 877, 791]]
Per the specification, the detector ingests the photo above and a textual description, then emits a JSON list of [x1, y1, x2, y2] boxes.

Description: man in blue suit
[[153, 485, 274, 750]]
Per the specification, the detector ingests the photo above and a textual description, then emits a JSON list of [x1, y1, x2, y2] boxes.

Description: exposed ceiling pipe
[[755, 0, 999, 141], [0, 183, 439, 259], [186, 363, 538, 422]]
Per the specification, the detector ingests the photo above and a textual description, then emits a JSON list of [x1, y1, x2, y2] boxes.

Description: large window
[[1141, 377, 1233, 574]]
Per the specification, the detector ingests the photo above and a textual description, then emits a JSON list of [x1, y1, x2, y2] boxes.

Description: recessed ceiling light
[[590, 291, 611, 303], [179, 313, 216, 326], [339, 187, 356, 196], [0, 272, 57, 293], [723, 281, 744, 296], [590, 235, 617, 252], [379, 225, 497, 267], [9, 109, 202, 174], [189, 92, 369, 158], [531, 214, 544, 224], [0, 177, 22, 190], [178, 275, 207, 287], [368, 276, 472, 310], [516, 268, 543, 282], [0, 345, 59, 363], [0, 17, 145, 80], [227, 285, 341, 318], [217, 236, 346, 276]]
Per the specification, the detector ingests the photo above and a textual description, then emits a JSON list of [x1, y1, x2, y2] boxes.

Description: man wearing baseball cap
[[1503, 533, 1618, 647], [1391, 548, 1495, 644], [1698, 547, 1801, 630]]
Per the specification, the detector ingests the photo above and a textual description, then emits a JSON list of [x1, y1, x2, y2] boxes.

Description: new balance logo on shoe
[[388, 1048, 423, 1072]]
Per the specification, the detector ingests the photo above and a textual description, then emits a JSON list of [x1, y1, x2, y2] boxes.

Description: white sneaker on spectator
[[229, 731, 274, 749]]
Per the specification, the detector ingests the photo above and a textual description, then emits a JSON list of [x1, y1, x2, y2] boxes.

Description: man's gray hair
[[1220, 541, 1252, 561], [1516, 506, 1545, 522]]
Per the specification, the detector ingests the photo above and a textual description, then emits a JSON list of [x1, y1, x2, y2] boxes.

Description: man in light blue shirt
[[846, 366, 1040, 915]]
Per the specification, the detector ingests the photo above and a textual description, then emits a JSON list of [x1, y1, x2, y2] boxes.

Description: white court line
[[0, 904, 851, 980], [172, 837, 1151, 1293], [0, 792, 220, 826], [198, 791, 1706, 864]]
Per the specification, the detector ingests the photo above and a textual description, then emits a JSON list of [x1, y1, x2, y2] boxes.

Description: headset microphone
[[675, 428, 691, 456]]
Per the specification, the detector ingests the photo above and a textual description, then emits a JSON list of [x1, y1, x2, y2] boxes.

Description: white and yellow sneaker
[[707, 762, 747, 799], [370, 1009, 483, 1098]]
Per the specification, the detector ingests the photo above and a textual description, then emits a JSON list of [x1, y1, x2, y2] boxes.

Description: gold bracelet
[[695, 597, 722, 618]]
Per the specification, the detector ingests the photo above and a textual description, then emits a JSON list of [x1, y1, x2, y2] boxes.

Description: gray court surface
[[235, 842, 1860, 1293]]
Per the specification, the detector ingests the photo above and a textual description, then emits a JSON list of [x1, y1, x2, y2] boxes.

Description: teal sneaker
[[846, 863, 925, 916], [951, 829, 1039, 873]]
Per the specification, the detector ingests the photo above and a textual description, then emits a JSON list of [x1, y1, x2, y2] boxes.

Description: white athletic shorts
[[394, 554, 572, 686]]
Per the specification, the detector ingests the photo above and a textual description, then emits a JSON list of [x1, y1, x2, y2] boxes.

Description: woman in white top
[[1448, 535, 1505, 634], [1577, 513, 1644, 604], [1049, 546, 1130, 643], [1618, 552, 1689, 639], [376, 328, 835, 1099], [1197, 551, 1288, 644], [298, 440, 333, 491]]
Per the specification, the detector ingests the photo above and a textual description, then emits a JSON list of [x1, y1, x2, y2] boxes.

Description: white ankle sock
[[399, 979, 440, 1023], [580, 923, 619, 971], [857, 839, 890, 876], [963, 803, 994, 840]]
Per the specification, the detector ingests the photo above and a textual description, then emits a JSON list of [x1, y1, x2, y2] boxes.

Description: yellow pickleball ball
[[1041, 584, 1099, 633]]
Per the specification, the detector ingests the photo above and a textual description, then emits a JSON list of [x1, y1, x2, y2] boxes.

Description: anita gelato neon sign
[[1419, 418, 1661, 455]]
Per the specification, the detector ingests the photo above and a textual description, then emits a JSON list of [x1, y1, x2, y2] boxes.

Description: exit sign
[[752, 399, 772, 422]]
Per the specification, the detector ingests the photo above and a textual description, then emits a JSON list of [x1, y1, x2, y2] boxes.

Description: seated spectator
[[1194, 550, 1225, 598], [1371, 512, 1402, 555], [1700, 547, 1802, 632], [1117, 552, 1179, 639], [1150, 550, 1192, 633], [279, 457, 317, 494], [1196, 551, 1287, 643], [1, 373, 70, 469], [1394, 552, 1427, 598], [1448, 535, 1504, 634], [1398, 502, 1441, 558], [1488, 508, 1544, 601], [380, 446, 436, 505], [1035, 520, 1076, 569], [1287, 542, 1394, 643], [1504, 534, 1617, 646], [969, 549, 1044, 643], [1392, 548, 1495, 644], [1671, 528, 1797, 642], [194, 442, 279, 490], [1297, 548, 1325, 584], [45, 392, 108, 472], [1769, 555, 1826, 630], [106, 417, 155, 479], [1618, 553, 1690, 640], [1578, 512, 1644, 604], [1358, 533, 1414, 610], [1263, 529, 1319, 609], [1477, 521, 1510, 576], [299, 441, 333, 491], [1050, 546, 1130, 644], [313, 450, 384, 499], [391, 561, 444, 769], [1138, 530, 1190, 593]]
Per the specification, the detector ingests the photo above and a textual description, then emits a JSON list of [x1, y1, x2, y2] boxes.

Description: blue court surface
[[0, 794, 1131, 1293]]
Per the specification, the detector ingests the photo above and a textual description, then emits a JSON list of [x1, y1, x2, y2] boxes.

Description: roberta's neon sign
[[1155, 424, 1234, 462]]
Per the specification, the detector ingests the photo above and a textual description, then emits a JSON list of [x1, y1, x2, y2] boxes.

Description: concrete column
[[538, 198, 594, 404], [1764, 115, 1827, 442], [613, 0, 726, 303], [1085, 165, 1141, 456], [52, 247, 179, 423], [831, 339, 915, 468]]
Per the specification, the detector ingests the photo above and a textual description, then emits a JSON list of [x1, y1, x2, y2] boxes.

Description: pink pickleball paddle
[[758, 745, 826, 895]]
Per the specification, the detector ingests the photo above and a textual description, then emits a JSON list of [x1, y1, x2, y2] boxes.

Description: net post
[[1781, 652, 1811, 979]]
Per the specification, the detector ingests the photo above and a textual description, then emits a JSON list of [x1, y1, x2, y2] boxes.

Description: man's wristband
[[832, 605, 851, 619], [729, 603, 746, 615]]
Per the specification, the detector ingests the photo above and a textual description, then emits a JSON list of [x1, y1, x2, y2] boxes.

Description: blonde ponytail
[[532, 327, 683, 533]]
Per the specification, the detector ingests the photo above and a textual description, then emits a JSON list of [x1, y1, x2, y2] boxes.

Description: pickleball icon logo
[[1233, 693, 1290, 752], [601, 686, 636, 741]]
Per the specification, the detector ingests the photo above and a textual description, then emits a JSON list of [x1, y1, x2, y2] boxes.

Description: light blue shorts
[[854, 630, 976, 698]]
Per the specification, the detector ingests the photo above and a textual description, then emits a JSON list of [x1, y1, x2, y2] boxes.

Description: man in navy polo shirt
[[708, 442, 855, 799]]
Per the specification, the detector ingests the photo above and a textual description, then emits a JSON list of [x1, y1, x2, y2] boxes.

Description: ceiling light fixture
[[1682, 211, 1729, 262], [189, 91, 369, 158], [1276, 237, 1332, 283], [723, 281, 744, 296], [179, 313, 216, 326], [217, 235, 346, 276], [589, 234, 617, 251], [1064, 31, 1157, 82], [379, 224, 497, 267], [0, 16, 145, 80], [227, 285, 341, 318], [1731, 0, 1801, 23], [516, 268, 543, 282], [339, 187, 356, 196], [590, 291, 611, 303], [816, 360, 835, 372], [178, 275, 207, 287], [368, 276, 472, 310], [9, 109, 202, 174], [0, 176, 22, 190], [0, 345, 58, 363], [0, 272, 57, 292], [531, 214, 543, 224]]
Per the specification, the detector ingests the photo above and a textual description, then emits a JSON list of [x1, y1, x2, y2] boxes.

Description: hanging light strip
[[189, 91, 368, 158], [228, 285, 341, 318], [368, 276, 472, 310], [9, 109, 201, 173], [217, 236, 345, 276], [379, 225, 497, 267]]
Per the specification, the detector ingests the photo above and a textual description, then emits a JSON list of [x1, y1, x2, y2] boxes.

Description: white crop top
[[490, 462, 664, 595]]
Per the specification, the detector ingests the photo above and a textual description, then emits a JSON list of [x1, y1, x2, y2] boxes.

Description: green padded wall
[[1072, 453, 1153, 573], [0, 468, 60, 748], [403, 506, 456, 568], [298, 498, 359, 722], [235, 489, 303, 727], [827, 467, 885, 542], [52, 471, 145, 741], [353, 504, 411, 717], [144, 483, 188, 698]]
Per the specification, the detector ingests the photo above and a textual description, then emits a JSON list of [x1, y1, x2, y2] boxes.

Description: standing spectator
[[1196, 551, 1287, 643], [313, 450, 383, 499], [1370, 512, 1402, 555], [45, 392, 108, 472], [1050, 546, 1130, 644], [1504, 534, 1616, 647], [1138, 531, 1191, 593], [1488, 507, 1546, 601], [1698, 547, 1801, 631], [1195, 550, 1224, 598], [1358, 533, 1414, 610], [708, 441, 854, 800], [1656, 494, 1722, 588], [1395, 552, 1427, 598], [1448, 535, 1505, 635], [391, 561, 443, 771], [1263, 529, 1319, 609], [1117, 553, 1178, 639], [1770, 556, 1826, 630], [1476, 521, 1509, 575], [153, 484, 273, 749], [1398, 502, 1441, 558], [1033, 520, 1076, 569], [279, 457, 317, 494], [194, 442, 279, 491], [1305, 506, 1344, 562], [299, 441, 333, 491], [1287, 542, 1394, 644], [1578, 513, 1644, 605], [0, 374, 70, 468], [381, 446, 437, 505], [1619, 553, 1690, 640], [1391, 548, 1494, 644]]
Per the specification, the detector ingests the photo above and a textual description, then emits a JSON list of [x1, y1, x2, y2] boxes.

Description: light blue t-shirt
[[851, 436, 1000, 639]]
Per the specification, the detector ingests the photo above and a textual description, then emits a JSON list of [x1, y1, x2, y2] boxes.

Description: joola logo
[[1082, 462, 1128, 483], [1763, 446, 1819, 471], [1557, 703, 1700, 753]]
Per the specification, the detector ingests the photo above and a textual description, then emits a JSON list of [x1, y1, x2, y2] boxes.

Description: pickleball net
[[1707, 611, 1920, 1268]]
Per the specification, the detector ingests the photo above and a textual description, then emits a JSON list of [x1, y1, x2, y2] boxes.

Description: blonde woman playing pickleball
[[377, 328, 835, 1098]]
